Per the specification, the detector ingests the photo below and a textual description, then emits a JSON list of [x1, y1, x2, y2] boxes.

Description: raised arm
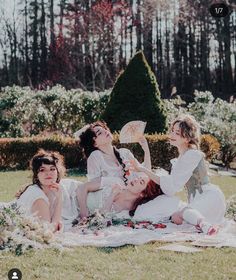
[[48, 183, 63, 231], [130, 159, 160, 185], [138, 136, 151, 169]]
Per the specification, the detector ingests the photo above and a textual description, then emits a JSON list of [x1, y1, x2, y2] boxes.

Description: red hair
[[129, 180, 164, 216]]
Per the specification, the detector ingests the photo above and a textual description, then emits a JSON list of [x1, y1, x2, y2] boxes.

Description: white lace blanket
[[56, 219, 236, 248]]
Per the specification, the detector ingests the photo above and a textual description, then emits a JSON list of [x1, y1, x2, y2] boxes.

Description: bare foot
[[197, 220, 219, 235]]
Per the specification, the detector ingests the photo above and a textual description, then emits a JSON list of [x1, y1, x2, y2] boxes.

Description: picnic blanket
[[57, 219, 236, 249]]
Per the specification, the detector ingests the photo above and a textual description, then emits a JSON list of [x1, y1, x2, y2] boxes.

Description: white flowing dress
[[134, 150, 226, 224], [16, 179, 81, 231], [86, 148, 140, 205]]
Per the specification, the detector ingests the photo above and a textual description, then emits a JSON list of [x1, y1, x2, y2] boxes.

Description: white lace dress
[[86, 148, 140, 206]]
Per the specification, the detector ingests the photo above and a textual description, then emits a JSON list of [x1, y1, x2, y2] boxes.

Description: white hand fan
[[119, 121, 146, 143]]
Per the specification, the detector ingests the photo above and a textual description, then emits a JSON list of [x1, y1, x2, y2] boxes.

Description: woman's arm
[[51, 195, 62, 231], [77, 178, 101, 218], [130, 150, 203, 196], [32, 198, 62, 232], [130, 160, 160, 184], [31, 199, 51, 222], [138, 136, 151, 170], [46, 183, 63, 231], [102, 184, 124, 212]]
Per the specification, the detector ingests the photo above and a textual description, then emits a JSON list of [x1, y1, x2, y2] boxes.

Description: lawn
[[0, 171, 236, 280]]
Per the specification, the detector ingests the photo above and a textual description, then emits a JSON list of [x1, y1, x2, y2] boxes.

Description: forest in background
[[0, 0, 235, 101]]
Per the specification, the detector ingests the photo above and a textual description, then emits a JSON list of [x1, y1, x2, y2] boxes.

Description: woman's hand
[[138, 136, 149, 152], [103, 184, 126, 212], [53, 221, 63, 233], [111, 184, 126, 199], [48, 183, 62, 200], [128, 159, 144, 172]]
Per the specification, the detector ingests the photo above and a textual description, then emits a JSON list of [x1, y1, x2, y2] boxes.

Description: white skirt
[[133, 184, 226, 225], [133, 195, 185, 223], [184, 183, 226, 224]]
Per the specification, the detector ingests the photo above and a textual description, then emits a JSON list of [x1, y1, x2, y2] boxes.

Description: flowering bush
[[0, 203, 59, 255], [164, 91, 236, 166], [200, 134, 221, 161], [1, 86, 234, 166], [226, 195, 236, 221], [0, 85, 111, 137], [0, 134, 217, 170]]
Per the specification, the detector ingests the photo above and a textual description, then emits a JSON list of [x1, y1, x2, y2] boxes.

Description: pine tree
[[102, 51, 167, 133]]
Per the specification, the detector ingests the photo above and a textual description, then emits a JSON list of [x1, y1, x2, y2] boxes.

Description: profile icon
[[8, 268, 22, 280], [12, 272, 18, 279]]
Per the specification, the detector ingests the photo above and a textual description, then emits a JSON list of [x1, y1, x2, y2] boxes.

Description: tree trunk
[[31, 0, 39, 87], [40, 0, 47, 83]]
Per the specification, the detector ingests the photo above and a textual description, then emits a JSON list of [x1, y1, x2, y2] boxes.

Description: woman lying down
[[15, 149, 220, 235], [14, 149, 184, 232]]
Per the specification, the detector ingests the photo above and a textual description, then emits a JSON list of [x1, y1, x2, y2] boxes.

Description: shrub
[[0, 85, 111, 137], [102, 51, 167, 133], [164, 91, 236, 166], [0, 136, 84, 170], [221, 144, 236, 169], [0, 134, 217, 171], [200, 134, 221, 161]]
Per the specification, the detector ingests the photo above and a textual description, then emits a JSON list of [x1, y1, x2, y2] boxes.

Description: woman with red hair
[[78, 174, 183, 222]]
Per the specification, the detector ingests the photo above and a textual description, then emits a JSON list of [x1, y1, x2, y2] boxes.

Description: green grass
[[0, 171, 236, 280]]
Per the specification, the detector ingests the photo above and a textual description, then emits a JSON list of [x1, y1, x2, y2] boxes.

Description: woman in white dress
[[130, 114, 226, 235], [75, 173, 183, 223], [77, 121, 151, 217], [16, 150, 81, 232]]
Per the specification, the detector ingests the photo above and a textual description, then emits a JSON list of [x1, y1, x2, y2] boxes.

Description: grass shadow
[[97, 244, 136, 254]]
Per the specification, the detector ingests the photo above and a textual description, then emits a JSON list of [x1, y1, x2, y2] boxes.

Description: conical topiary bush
[[102, 51, 167, 133]]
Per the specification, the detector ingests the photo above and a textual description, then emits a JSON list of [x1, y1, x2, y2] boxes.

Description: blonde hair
[[170, 114, 201, 149]]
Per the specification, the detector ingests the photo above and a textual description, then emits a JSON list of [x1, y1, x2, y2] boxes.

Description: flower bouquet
[[0, 203, 59, 255], [73, 210, 113, 235], [72, 209, 167, 235]]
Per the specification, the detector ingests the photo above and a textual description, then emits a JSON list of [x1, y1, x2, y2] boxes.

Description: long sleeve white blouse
[[87, 148, 135, 181], [159, 149, 204, 196]]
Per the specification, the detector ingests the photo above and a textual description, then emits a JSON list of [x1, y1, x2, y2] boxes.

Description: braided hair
[[113, 147, 129, 186], [79, 121, 129, 185]]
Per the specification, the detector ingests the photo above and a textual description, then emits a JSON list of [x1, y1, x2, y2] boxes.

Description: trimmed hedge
[[0, 134, 220, 171], [0, 136, 83, 170]]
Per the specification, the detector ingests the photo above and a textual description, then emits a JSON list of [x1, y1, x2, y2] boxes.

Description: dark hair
[[129, 180, 164, 216], [79, 121, 108, 158], [79, 121, 129, 185], [16, 149, 66, 198], [113, 147, 129, 185]]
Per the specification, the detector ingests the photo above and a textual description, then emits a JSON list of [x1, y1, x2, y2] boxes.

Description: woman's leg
[[173, 207, 218, 235], [188, 188, 226, 224], [77, 178, 101, 218]]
